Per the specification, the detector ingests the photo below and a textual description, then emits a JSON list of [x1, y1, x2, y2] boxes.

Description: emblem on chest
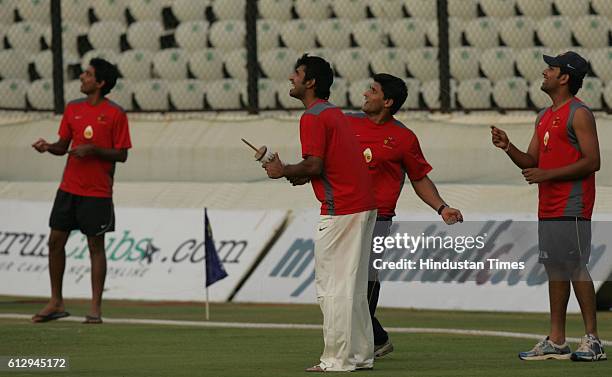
[[363, 148, 372, 163], [84, 125, 94, 139]]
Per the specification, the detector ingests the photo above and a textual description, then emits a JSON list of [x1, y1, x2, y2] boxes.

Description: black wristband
[[437, 204, 448, 215]]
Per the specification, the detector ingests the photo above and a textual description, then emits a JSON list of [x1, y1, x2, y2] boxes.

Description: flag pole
[[205, 286, 210, 321]]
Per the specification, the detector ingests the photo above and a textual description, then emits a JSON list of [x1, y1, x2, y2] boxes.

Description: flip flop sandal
[[82, 315, 103, 324], [31, 311, 70, 323]]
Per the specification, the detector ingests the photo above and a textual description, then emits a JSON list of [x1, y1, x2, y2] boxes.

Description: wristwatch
[[437, 204, 448, 215]]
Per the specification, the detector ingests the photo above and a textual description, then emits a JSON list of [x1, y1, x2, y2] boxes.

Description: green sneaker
[[519, 337, 571, 360]]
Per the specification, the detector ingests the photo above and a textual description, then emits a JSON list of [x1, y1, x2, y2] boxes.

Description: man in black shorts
[[31, 58, 132, 324]]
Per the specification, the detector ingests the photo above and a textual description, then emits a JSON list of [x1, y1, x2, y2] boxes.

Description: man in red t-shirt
[[492, 51, 606, 361], [31, 58, 132, 325], [346, 73, 463, 358], [264, 55, 378, 372]]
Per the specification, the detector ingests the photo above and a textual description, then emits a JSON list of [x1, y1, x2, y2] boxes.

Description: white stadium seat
[[89, 21, 126, 52], [578, 78, 603, 109], [332, 0, 368, 21], [448, 0, 478, 19], [528, 80, 551, 108], [0, 79, 27, 108], [64, 79, 83, 103], [348, 79, 371, 108], [592, 0, 612, 18], [0, 0, 17, 24], [554, 0, 589, 17], [46, 22, 88, 55], [81, 49, 119, 71], [212, 0, 245, 20], [294, 0, 332, 20], [133, 79, 169, 111], [464, 17, 499, 49], [209, 20, 245, 51], [479, 0, 517, 17], [175, 21, 209, 52], [171, 0, 209, 22], [407, 48, 438, 82], [281, 20, 317, 51], [260, 48, 300, 81], [403, 0, 436, 19], [493, 77, 529, 108], [421, 79, 457, 109], [153, 48, 188, 80], [6, 21, 47, 52], [61, 0, 91, 26], [499, 17, 536, 48], [516, 47, 551, 83], [480, 47, 516, 83], [352, 19, 387, 51], [169, 79, 205, 110], [603, 81, 612, 108], [127, 21, 164, 50], [27, 79, 54, 110], [316, 19, 352, 50], [516, 0, 553, 19], [257, 20, 281, 52], [457, 78, 492, 109], [590, 48, 612, 82], [188, 49, 225, 81], [369, 0, 404, 20], [92, 0, 127, 23], [127, 0, 164, 22], [450, 47, 480, 81], [259, 0, 293, 21], [389, 18, 428, 49], [241, 78, 276, 109], [572, 16, 610, 49], [426, 17, 462, 47], [206, 79, 244, 109], [329, 77, 348, 108], [107, 79, 133, 110], [31, 50, 79, 79], [333, 48, 371, 83], [370, 48, 409, 78], [401, 78, 420, 109], [224, 48, 247, 81], [16, 0, 50, 24], [118, 49, 154, 80], [536, 16, 572, 48], [0, 49, 29, 79]]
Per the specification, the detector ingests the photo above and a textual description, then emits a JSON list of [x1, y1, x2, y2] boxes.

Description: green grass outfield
[[1, 296, 611, 377]]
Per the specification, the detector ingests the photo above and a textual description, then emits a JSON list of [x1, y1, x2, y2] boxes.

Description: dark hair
[[558, 69, 585, 96], [294, 54, 334, 100], [373, 73, 407, 115], [90, 58, 119, 96]]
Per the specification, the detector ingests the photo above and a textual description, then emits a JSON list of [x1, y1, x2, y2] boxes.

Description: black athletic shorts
[[538, 217, 591, 265], [49, 189, 115, 236]]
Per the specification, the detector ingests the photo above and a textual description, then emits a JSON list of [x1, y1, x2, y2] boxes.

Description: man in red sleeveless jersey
[[346, 73, 463, 358], [492, 52, 606, 362], [31, 59, 132, 325], [264, 54, 378, 372]]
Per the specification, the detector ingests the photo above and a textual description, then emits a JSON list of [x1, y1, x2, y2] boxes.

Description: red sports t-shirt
[[536, 98, 595, 219], [300, 100, 376, 215], [58, 98, 132, 198], [346, 113, 432, 217]]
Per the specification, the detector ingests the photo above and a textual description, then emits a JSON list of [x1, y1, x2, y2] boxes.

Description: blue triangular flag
[[205, 208, 228, 287]]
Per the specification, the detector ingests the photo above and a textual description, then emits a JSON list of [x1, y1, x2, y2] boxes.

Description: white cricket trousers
[[315, 209, 377, 371]]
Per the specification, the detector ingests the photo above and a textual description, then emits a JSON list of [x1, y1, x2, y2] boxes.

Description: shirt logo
[[363, 147, 373, 163], [98, 114, 107, 123], [84, 125, 94, 139], [543, 131, 549, 147], [74, 115, 82, 120]]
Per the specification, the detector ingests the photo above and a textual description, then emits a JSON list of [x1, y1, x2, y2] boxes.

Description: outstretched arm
[[32, 138, 70, 156], [411, 176, 463, 224], [263, 153, 322, 179]]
